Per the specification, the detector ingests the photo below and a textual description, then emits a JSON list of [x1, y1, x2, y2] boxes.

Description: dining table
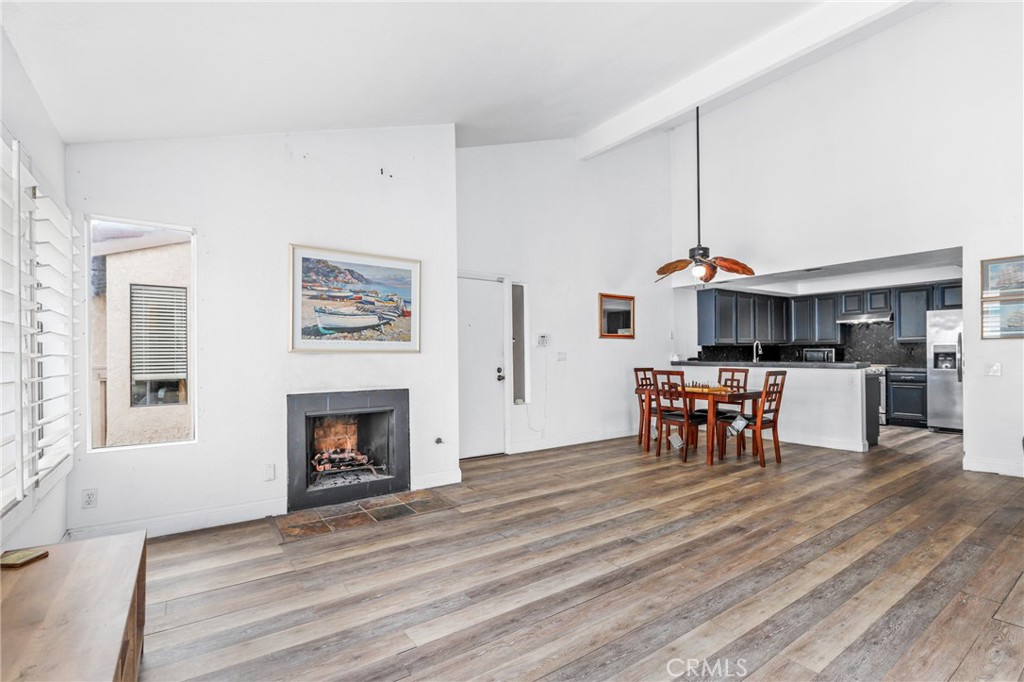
[[640, 384, 763, 464], [680, 387, 760, 465]]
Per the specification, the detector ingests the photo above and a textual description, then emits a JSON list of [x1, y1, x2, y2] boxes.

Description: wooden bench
[[1, 530, 147, 681]]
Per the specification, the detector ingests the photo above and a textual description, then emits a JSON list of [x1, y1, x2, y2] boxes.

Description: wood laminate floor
[[141, 427, 1024, 681]]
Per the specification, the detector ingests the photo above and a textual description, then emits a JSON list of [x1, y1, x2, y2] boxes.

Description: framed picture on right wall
[[980, 255, 1024, 299], [981, 297, 1024, 339]]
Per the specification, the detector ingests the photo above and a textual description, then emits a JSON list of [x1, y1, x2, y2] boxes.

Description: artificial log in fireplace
[[287, 390, 410, 512]]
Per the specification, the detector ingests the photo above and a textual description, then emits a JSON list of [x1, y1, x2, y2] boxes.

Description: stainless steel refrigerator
[[927, 310, 963, 431]]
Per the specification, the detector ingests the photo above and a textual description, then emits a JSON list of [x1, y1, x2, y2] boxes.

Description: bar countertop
[[670, 360, 870, 370]]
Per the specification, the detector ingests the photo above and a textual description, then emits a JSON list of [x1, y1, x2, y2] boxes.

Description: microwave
[[802, 348, 836, 363]]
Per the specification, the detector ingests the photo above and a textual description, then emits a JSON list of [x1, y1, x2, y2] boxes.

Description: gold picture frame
[[290, 244, 420, 352]]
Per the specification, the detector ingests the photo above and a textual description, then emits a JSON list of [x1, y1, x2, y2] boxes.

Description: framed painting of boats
[[290, 244, 420, 352]]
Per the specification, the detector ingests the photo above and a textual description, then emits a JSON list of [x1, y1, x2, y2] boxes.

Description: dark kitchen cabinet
[[791, 297, 814, 344], [754, 295, 771, 342], [933, 281, 962, 309], [791, 295, 839, 344], [736, 293, 755, 344], [888, 382, 927, 427], [866, 289, 892, 313], [895, 286, 930, 342], [840, 291, 864, 315], [697, 289, 737, 345], [770, 296, 789, 343], [814, 295, 840, 343]]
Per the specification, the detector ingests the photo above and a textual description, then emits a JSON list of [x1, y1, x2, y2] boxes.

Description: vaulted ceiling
[[3, 2, 917, 151]]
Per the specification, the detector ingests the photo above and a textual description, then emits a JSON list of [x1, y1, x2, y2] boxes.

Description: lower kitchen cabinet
[[888, 381, 927, 427]]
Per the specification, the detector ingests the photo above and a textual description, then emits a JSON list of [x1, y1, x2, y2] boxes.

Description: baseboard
[[412, 468, 462, 489], [775, 429, 867, 453], [509, 426, 635, 455], [67, 497, 286, 540], [963, 454, 1024, 478]]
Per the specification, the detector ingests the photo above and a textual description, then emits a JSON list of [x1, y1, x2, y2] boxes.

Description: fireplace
[[287, 389, 410, 512]]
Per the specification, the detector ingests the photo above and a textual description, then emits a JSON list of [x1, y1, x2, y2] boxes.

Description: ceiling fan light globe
[[692, 263, 708, 279]]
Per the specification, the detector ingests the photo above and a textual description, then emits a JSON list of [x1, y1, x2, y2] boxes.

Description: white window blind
[[1, 131, 80, 520], [130, 284, 187, 382]]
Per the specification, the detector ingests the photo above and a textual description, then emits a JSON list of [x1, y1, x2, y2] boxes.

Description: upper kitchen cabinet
[[866, 289, 892, 313], [791, 297, 814, 344], [842, 289, 891, 315], [840, 291, 865, 315], [697, 289, 737, 345], [895, 286, 930, 342], [770, 296, 789, 343], [791, 295, 839, 344], [814, 295, 841, 344], [736, 293, 755, 344], [933, 281, 962, 309], [754, 295, 772, 342]]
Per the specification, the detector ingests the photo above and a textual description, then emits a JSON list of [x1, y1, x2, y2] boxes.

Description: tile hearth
[[271, 489, 456, 543]]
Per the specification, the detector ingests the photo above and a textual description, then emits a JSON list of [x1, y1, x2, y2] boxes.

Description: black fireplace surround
[[287, 389, 410, 512]]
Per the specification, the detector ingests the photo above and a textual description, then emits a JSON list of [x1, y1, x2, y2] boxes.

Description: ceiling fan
[[656, 106, 754, 284]]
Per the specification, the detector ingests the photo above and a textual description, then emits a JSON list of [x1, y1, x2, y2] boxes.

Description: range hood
[[837, 311, 894, 324]]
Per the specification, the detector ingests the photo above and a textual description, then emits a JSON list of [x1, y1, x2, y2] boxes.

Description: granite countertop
[[670, 360, 870, 370]]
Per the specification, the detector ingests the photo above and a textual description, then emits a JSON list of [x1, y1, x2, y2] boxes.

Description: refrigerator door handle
[[957, 332, 963, 383]]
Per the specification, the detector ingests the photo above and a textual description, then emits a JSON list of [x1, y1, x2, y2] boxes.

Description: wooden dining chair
[[633, 368, 656, 447], [715, 370, 787, 467], [653, 370, 707, 460], [717, 367, 751, 455]]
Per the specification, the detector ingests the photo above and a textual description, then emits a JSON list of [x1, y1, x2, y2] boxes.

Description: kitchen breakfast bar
[[670, 361, 876, 453]]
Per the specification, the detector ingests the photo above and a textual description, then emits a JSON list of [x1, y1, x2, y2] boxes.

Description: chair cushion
[[661, 410, 707, 426], [737, 413, 774, 425]]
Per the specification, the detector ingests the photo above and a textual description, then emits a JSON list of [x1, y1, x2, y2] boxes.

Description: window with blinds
[[130, 284, 187, 406], [88, 217, 194, 447], [1, 132, 81, 522]]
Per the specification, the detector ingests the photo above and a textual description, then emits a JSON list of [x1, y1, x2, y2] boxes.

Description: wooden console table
[[1, 530, 147, 681]]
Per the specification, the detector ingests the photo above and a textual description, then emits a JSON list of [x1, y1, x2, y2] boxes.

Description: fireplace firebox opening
[[287, 390, 410, 512]]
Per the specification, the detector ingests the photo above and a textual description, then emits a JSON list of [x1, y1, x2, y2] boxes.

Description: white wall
[[669, 2, 1023, 476], [65, 125, 460, 537], [1, 30, 69, 547], [457, 136, 674, 452], [1, 31, 65, 204]]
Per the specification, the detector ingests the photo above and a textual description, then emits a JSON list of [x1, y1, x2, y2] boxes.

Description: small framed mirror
[[599, 293, 635, 339]]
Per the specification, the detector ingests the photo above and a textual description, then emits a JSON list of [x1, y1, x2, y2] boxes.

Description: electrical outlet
[[985, 362, 1002, 376], [82, 488, 98, 509], [557, 351, 567, 361], [264, 464, 276, 481]]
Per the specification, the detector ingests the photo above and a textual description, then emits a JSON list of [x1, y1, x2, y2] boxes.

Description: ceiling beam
[[575, 1, 925, 160]]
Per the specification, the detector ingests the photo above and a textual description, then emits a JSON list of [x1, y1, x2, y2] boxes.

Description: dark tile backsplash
[[843, 322, 925, 366], [697, 322, 925, 367]]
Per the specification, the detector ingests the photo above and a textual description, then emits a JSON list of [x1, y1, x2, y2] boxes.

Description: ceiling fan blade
[[654, 258, 693, 282], [697, 262, 718, 283], [709, 256, 755, 276]]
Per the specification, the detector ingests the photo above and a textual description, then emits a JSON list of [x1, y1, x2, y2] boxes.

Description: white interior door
[[458, 277, 506, 458]]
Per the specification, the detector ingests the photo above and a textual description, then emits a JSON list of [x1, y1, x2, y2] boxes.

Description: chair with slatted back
[[715, 370, 786, 467], [633, 368, 656, 448], [653, 369, 707, 460], [717, 367, 750, 456]]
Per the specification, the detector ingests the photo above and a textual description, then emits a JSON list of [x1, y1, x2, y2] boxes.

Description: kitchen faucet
[[753, 340, 763, 362]]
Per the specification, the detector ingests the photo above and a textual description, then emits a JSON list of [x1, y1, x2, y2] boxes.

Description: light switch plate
[[557, 351, 567, 362], [985, 362, 1002, 376]]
